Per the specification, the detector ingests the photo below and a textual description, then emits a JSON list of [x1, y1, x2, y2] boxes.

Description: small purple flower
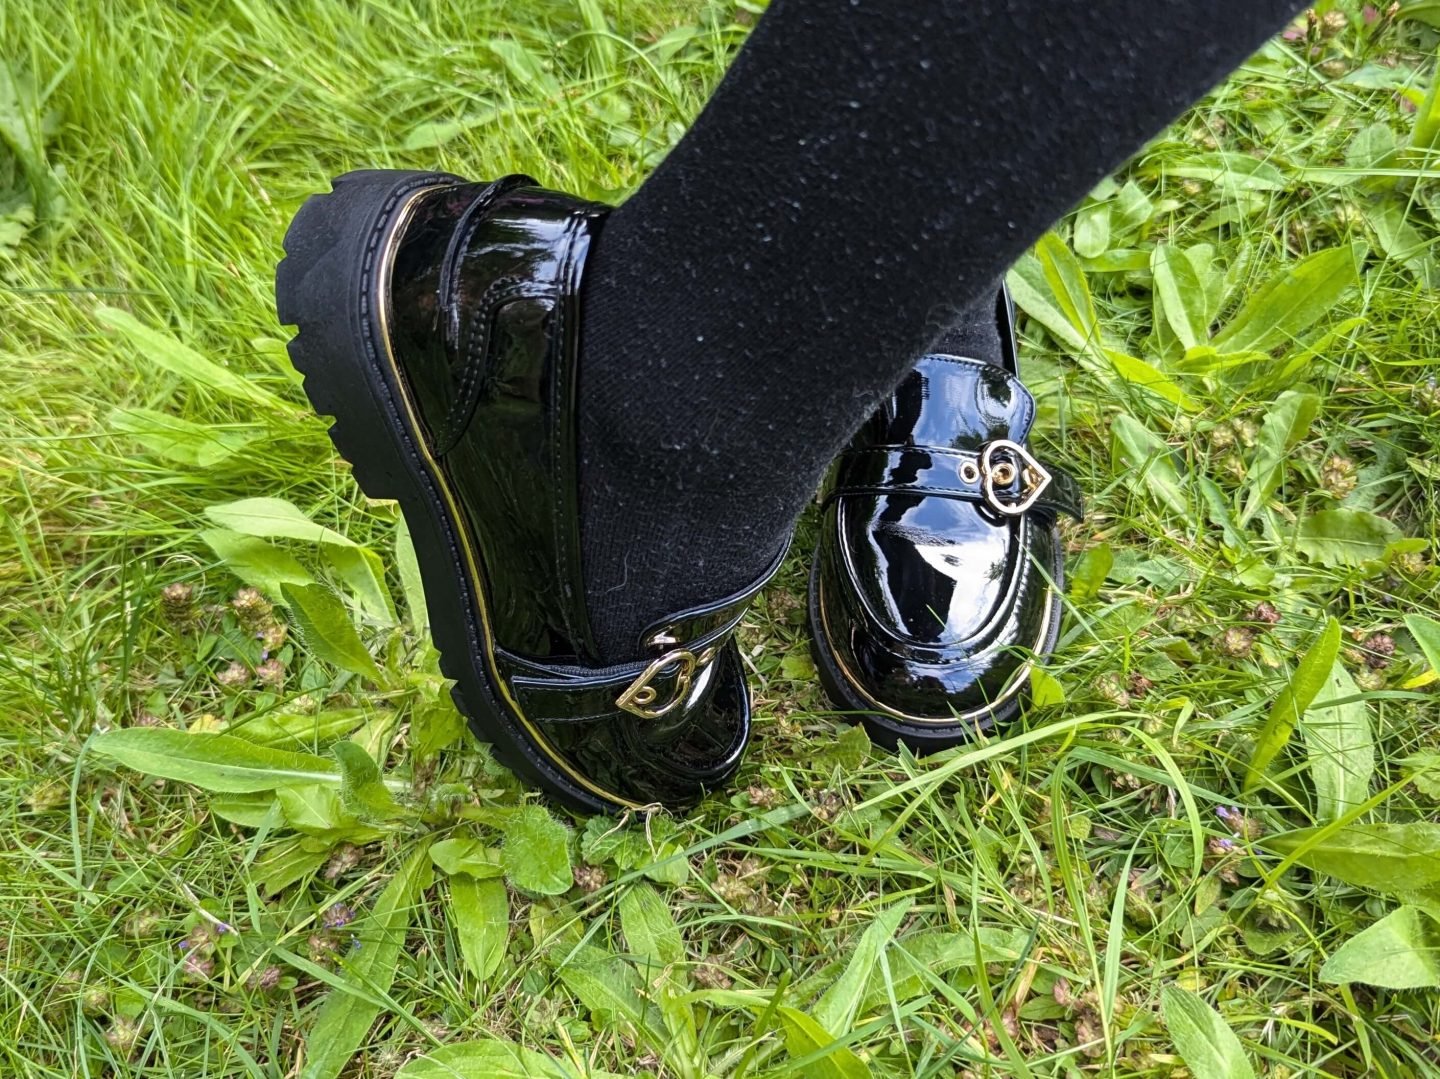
[[348, 935, 362, 954], [177, 939, 191, 952], [1216, 837, 1237, 852], [1216, 806, 1242, 825], [322, 903, 354, 930], [1363, 4, 1379, 24], [215, 921, 233, 935]]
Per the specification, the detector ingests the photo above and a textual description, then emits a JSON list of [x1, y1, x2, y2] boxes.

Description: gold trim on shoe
[[375, 187, 645, 810]]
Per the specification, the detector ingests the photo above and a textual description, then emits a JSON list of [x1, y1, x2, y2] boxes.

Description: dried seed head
[[1320, 455, 1358, 498], [124, 911, 163, 938], [323, 843, 363, 880], [104, 1017, 142, 1059], [249, 965, 282, 991], [1127, 673, 1154, 700], [81, 986, 110, 1016], [1362, 632, 1396, 668], [1354, 666, 1386, 691], [256, 657, 285, 689], [160, 582, 197, 626], [746, 785, 783, 809], [694, 963, 732, 989], [1217, 626, 1255, 658], [1318, 58, 1349, 78], [1092, 672, 1131, 708], [182, 951, 213, 982], [1321, 9, 1348, 37], [231, 587, 273, 631], [1247, 602, 1283, 627], [1207, 423, 1237, 453], [259, 622, 287, 652], [321, 904, 354, 930], [573, 865, 607, 893], [1414, 379, 1440, 414], [216, 661, 250, 689]]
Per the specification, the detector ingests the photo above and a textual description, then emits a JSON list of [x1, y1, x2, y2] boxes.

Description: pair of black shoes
[[275, 172, 1083, 814]]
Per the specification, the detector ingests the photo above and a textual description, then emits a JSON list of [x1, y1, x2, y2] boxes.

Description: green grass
[[4, 1, 1440, 1076]]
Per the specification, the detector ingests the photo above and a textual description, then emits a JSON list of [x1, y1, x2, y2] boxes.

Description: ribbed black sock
[[577, 0, 1301, 661]]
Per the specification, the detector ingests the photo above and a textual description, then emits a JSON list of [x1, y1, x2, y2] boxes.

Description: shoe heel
[[276, 168, 457, 501]]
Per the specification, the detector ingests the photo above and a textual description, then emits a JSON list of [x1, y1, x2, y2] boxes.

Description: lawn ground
[[3, 1, 1440, 1076]]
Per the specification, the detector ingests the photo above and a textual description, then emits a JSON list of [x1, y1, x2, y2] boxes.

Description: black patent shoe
[[809, 291, 1083, 752], [276, 171, 781, 812]]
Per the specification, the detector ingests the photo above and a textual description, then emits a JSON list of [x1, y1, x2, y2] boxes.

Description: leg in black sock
[[578, 0, 1301, 660]]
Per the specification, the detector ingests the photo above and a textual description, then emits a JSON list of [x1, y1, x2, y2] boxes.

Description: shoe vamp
[[840, 492, 1018, 647]]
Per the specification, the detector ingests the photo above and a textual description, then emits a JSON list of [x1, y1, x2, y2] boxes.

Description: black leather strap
[[831, 443, 1084, 520]]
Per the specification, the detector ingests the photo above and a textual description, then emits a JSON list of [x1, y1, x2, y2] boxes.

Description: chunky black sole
[[806, 544, 1060, 754], [276, 169, 627, 815]]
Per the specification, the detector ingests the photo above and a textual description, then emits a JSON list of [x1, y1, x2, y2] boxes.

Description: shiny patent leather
[[386, 177, 779, 807], [809, 292, 1083, 749]]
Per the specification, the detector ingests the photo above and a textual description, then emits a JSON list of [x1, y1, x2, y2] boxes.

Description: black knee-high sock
[[578, 0, 1301, 660]]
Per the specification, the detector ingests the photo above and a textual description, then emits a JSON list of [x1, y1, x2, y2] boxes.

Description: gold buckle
[[616, 647, 716, 719], [979, 439, 1052, 517]]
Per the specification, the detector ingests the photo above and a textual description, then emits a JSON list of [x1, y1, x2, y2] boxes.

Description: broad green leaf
[[619, 883, 684, 969], [817, 722, 871, 770], [777, 1006, 873, 1079], [1211, 244, 1365, 355], [411, 694, 466, 759], [300, 847, 433, 1079], [1068, 541, 1112, 602], [1028, 667, 1066, 707], [579, 816, 691, 886], [1164, 151, 1288, 194], [395, 516, 429, 634], [400, 106, 502, 152], [813, 900, 911, 1036], [1410, 44, 1440, 148], [206, 497, 356, 549], [1152, 244, 1210, 349], [201, 529, 314, 599], [1262, 822, 1440, 892], [1073, 202, 1111, 259], [225, 708, 367, 749], [109, 406, 262, 467], [1240, 390, 1320, 524], [1302, 661, 1375, 822], [487, 39, 561, 96], [1161, 986, 1256, 1079], [1034, 232, 1100, 349], [1111, 414, 1188, 515], [211, 792, 279, 829], [1320, 906, 1440, 988], [332, 741, 408, 822], [1102, 348, 1200, 412], [1404, 614, 1440, 678], [1007, 255, 1091, 353], [552, 945, 658, 1034], [1245, 618, 1340, 791], [91, 729, 338, 792], [278, 783, 353, 834], [326, 545, 395, 625], [1295, 509, 1402, 568], [430, 837, 505, 879], [503, 805, 573, 896], [97, 306, 287, 410], [449, 876, 509, 982], [283, 583, 385, 684], [254, 836, 329, 895], [397, 1039, 617, 1079]]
